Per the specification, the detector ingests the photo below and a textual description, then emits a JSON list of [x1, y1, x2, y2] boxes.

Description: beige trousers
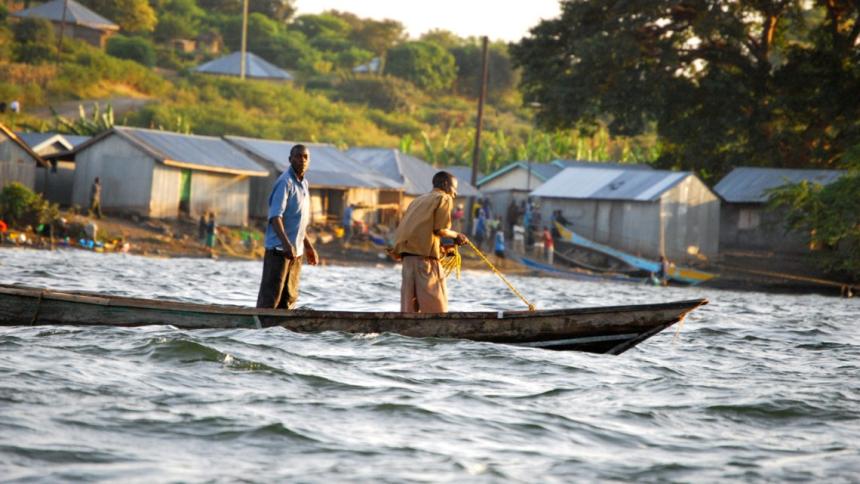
[[400, 256, 447, 313]]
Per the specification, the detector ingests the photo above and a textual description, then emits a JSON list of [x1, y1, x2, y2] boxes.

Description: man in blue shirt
[[256, 144, 318, 309]]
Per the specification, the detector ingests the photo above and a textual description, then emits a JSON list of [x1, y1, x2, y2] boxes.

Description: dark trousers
[[256, 249, 302, 309]]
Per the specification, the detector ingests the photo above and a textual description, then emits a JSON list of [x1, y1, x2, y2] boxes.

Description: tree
[[12, 17, 54, 44], [107, 35, 157, 66], [450, 41, 515, 98], [385, 41, 457, 92], [12, 18, 56, 63], [511, 1, 860, 181], [154, 13, 199, 41], [291, 13, 351, 39], [768, 158, 860, 280], [196, 0, 295, 20], [352, 18, 406, 57], [79, 0, 157, 33]]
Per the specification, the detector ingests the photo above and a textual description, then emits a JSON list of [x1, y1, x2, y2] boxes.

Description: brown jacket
[[393, 189, 453, 259]]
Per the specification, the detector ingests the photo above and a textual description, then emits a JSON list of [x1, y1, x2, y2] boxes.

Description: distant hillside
[[0, 1, 658, 173]]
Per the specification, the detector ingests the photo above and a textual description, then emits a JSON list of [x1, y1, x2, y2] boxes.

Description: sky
[[294, 0, 562, 42]]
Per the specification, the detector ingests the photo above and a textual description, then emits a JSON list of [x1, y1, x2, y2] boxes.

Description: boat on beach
[[554, 222, 716, 285], [0, 284, 706, 355]]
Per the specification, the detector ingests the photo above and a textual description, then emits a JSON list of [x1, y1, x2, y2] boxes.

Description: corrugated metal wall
[[72, 135, 155, 214], [660, 176, 720, 260], [0, 134, 38, 190], [189, 172, 250, 226], [537, 198, 660, 256], [250, 173, 278, 219], [149, 163, 181, 219], [720, 204, 808, 253], [38, 161, 75, 206], [481, 168, 544, 192]]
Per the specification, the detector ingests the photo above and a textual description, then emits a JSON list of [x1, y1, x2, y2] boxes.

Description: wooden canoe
[[0, 284, 707, 355]]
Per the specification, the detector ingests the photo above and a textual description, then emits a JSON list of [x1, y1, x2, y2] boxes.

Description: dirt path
[[30, 97, 151, 120]]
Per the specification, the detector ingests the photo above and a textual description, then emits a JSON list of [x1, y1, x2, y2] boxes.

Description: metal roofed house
[[714, 167, 845, 253], [1, 123, 48, 192], [344, 148, 480, 209], [445, 165, 482, 186], [11, 0, 119, 48], [194, 52, 294, 81], [69, 127, 267, 225], [224, 136, 404, 225], [531, 166, 720, 262], [17, 132, 90, 206]]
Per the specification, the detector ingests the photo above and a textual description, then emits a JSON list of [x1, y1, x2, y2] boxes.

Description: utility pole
[[240, 0, 249, 80], [56, 0, 69, 59], [467, 36, 489, 233]]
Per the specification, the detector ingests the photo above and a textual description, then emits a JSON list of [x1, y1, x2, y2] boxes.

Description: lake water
[[1, 247, 858, 482]]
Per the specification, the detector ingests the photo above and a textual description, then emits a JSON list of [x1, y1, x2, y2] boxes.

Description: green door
[[179, 169, 191, 214]]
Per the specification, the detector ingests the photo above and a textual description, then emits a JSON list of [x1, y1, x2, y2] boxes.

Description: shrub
[[0, 182, 59, 228], [12, 17, 55, 44], [385, 41, 457, 92], [14, 43, 58, 64], [334, 76, 419, 113], [106, 35, 156, 67]]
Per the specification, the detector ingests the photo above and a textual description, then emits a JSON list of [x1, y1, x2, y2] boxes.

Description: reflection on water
[[0, 247, 858, 481]]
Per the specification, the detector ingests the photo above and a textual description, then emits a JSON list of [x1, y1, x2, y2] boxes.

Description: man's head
[[432, 171, 458, 197], [290, 144, 310, 178]]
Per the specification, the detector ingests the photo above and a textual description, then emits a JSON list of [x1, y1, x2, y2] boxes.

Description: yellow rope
[[465, 240, 536, 312], [440, 246, 462, 280]]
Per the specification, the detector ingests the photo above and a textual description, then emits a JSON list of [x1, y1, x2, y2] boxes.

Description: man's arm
[[270, 216, 295, 257]]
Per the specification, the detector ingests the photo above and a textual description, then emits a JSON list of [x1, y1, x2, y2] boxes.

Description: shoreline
[[0, 212, 853, 297]]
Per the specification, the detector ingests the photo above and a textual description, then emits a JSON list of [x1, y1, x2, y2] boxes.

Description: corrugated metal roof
[[194, 52, 293, 80], [345, 148, 480, 197], [113, 127, 267, 176], [64, 135, 91, 148], [16, 132, 91, 152], [552, 159, 654, 170], [224, 136, 401, 189], [714, 167, 845, 203], [477, 161, 563, 187], [531, 166, 692, 201], [0, 123, 48, 167], [12, 0, 118, 30], [445, 166, 482, 185], [17, 132, 70, 152]]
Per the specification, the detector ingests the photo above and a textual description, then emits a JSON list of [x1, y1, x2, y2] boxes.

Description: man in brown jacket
[[393, 171, 468, 313]]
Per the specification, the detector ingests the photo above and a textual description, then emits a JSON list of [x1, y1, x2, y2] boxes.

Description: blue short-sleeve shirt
[[264, 167, 311, 255]]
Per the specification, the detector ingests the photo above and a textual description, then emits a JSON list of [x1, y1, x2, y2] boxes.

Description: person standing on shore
[[393, 171, 468, 313], [256, 144, 318, 309], [205, 212, 217, 254], [342, 203, 354, 244], [89, 177, 102, 219], [543, 226, 554, 265]]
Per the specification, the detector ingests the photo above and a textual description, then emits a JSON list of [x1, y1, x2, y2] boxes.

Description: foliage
[[12, 18, 56, 64], [385, 41, 457, 92], [53, 103, 116, 135], [79, 0, 157, 33], [768, 162, 860, 279], [0, 183, 59, 229], [450, 41, 515, 98], [333, 76, 420, 113], [511, 0, 860, 182], [154, 12, 199, 41], [106, 35, 157, 67], [12, 17, 55, 44]]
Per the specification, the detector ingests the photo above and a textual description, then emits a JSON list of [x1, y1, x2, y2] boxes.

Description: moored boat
[[555, 222, 716, 285], [0, 284, 707, 355]]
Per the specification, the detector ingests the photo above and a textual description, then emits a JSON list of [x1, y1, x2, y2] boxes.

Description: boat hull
[[0, 284, 707, 355]]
